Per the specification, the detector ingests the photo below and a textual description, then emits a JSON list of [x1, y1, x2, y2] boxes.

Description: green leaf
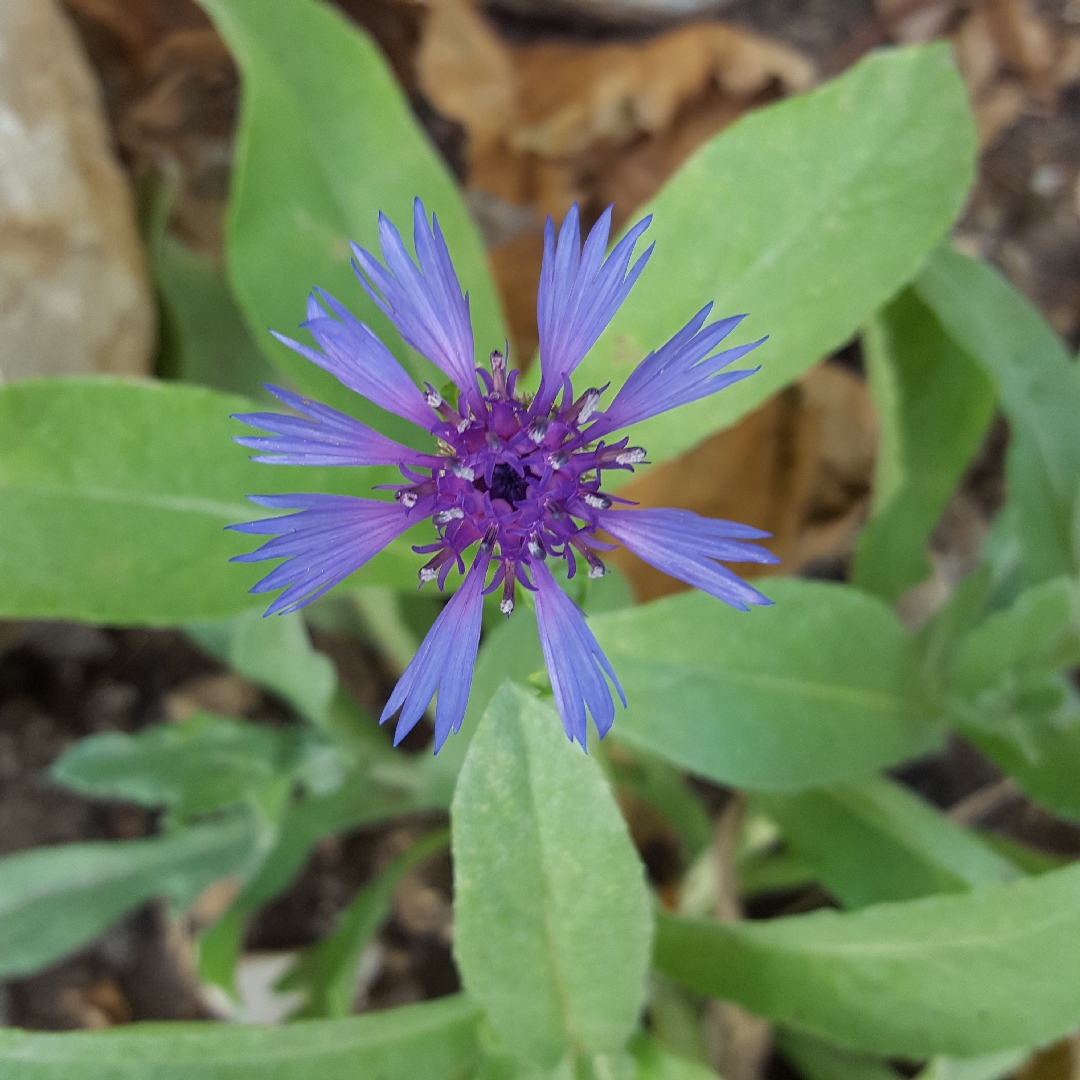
[[187, 608, 337, 727], [0, 994, 482, 1080], [573, 43, 974, 480], [965, 717, 1080, 825], [915, 1050, 1029, 1080], [0, 813, 262, 978], [281, 829, 449, 1019], [854, 289, 996, 603], [914, 246, 1080, 584], [0, 378, 419, 624], [753, 775, 1019, 909], [50, 714, 304, 818], [654, 861, 1080, 1057], [197, 0, 504, 425], [775, 1030, 900, 1080], [950, 577, 1080, 706], [146, 175, 273, 399], [589, 579, 940, 790], [452, 683, 653, 1067], [629, 1033, 721, 1080]]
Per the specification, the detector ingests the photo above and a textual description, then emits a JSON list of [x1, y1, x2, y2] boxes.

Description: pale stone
[[0, 0, 154, 382]]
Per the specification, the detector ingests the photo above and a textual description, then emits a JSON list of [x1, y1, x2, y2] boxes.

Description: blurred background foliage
[[3, 0, 1080, 1078]]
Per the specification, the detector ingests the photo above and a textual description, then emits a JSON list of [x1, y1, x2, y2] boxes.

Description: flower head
[[231, 199, 778, 750]]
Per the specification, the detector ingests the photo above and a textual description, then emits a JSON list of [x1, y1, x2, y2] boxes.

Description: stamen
[[433, 507, 465, 526], [500, 569, 515, 615], [451, 461, 476, 481], [527, 533, 545, 559], [565, 387, 602, 425], [583, 493, 612, 510], [615, 448, 646, 466], [424, 383, 461, 425], [396, 491, 418, 508], [526, 417, 549, 445], [549, 450, 570, 470], [490, 348, 508, 398]]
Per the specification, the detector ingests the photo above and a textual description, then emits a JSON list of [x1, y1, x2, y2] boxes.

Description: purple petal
[[587, 305, 765, 439], [351, 198, 479, 408], [380, 555, 487, 750], [270, 291, 433, 431], [233, 386, 441, 468], [228, 496, 414, 616], [534, 205, 654, 414], [532, 559, 625, 748], [598, 507, 777, 612]]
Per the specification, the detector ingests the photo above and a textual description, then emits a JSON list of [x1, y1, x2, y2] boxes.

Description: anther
[[433, 507, 465, 526], [549, 450, 570, 470], [396, 490, 418, 508], [500, 572, 515, 616], [490, 348, 508, 398], [566, 387, 602, 426], [615, 448, 646, 466], [450, 461, 475, 481], [583, 493, 612, 510], [527, 533, 545, 559], [526, 417, 549, 445]]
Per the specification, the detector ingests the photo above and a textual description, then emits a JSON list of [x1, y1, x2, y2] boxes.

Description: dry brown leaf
[[610, 363, 875, 601], [415, 0, 813, 357]]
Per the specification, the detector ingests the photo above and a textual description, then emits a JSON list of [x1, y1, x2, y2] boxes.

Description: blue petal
[[532, 559, 625, 748], [227, 495, 414, 616], [534, 204, 653, 414], [271, 291, 433, 431], [380, 556, 487, 750], [598, 507, 777, 611], [589, 306, 765, 439], [351, 198, 479, 407], [233, 386, 441, 468]]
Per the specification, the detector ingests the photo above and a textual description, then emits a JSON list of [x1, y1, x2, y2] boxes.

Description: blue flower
[[231, 200, 778, 750]]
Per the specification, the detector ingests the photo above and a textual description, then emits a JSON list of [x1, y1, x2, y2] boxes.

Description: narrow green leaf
[[452, 683, 653, 1066], [50, 714, 302, 818], [753, 775, 1019, 909], [150, 220, 273, 400], [854, 289, 996, 602], [187, 608, 337, 727], [590, 580, 940, 791], [282, 829, 449, 1019], [0, 813, 261, 978], [0, 994, 482, 1080], [915, 246, 1080, 584], [0, 378, 419, 624], [629, 1033, 721, 1080], [654, 861, 1080, 1057], [965, 718, 1080, 825], [574, 43, 974, 479], [775, 1030, 900, 1080], [197, 0, 504, 424]]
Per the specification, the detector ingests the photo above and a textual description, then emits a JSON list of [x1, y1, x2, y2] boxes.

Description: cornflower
[[231, 200, 778, 750]]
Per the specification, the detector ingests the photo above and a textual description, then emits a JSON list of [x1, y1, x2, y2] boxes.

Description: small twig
[[947, 777, 1022, 826]]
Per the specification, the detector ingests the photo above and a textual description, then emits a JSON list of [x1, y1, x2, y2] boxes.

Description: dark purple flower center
[[392, 350, 645, 612]]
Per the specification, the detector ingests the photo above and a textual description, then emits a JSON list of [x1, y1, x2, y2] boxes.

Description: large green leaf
[[0, 813, 261, 979], [754, 775, 1019, 909], [452, 683, 653, 1067], [197, 0, 504, 429], [654, 861, 1080, 1057], [854, 288, 996, 603], [573, 43, 974, 480], [0, 378, 419, 624], [590, 579, 939, 790], [0, 994, 481, 1080], [915, 246, 1080, 584]]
